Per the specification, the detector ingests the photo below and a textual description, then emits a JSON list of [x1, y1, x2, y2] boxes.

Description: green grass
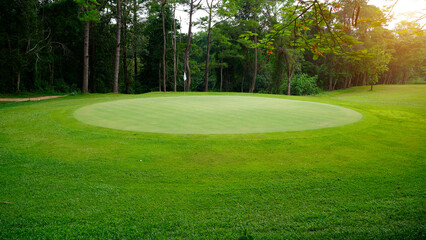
[[74, 96, 362, 134], [0, 85, 425, 239]]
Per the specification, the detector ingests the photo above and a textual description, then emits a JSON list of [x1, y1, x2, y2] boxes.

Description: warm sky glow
[[176, 0, 426, 33], [369, 0, 426, 29]]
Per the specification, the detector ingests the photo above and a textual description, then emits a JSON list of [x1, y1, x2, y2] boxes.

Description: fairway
[[1, 86, 425, 239], [73, 96, 362, 134]]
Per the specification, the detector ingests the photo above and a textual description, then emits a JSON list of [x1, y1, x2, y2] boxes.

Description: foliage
[[0, 0, 425, 94], [139, 1, 175, 92], [74, 0, 101, 22], [283, 73, 321, 95]]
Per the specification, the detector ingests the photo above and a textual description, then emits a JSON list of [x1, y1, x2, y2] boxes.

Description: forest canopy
[[0, 0, 425, 95]]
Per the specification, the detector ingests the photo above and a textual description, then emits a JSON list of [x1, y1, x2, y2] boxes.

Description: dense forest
[[1, 0, 425, 95]]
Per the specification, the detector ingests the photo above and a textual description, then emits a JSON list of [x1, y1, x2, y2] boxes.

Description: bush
[[281, 73, 321, 95], [53, 78, 70, 92]]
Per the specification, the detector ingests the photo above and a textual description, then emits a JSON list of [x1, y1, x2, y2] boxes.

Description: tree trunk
[[204, 2, 213, 92], [122, 3, 129, 94], [133, 0, 138, 77], [83, 21, 90, 94], [184, 32, 191, 92], [287, 72, 292, 96], [161, 0, 167, 92], [133, 0, 137, 78], [333, 78, 338, 90], [172, 4, 177, 92], [113, 0, 122, 93], [329, 76, 333, 91], [348, 75, 352, 88], [249, 13, 258, 93], [90, 24, 96, 93], [284, 50, 294, 95], [184, 1, 197, 92], [176, 36, 180, 92]]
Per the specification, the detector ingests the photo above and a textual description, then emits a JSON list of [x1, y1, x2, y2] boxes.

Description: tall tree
[[1, 0, 39, 93], [184, 0, 201, 92], [172, 2, 177, 91], [75, 0, 109, 93], [122, 0, 131, 93], [367, 48, 391, 90], [393, 21, 426, 84], [203, 0, 216, 92], [160, 0, 167, 92], [113, 0, 122, 93], [249, 8, 258, 93], [132, 0, 139, 77]]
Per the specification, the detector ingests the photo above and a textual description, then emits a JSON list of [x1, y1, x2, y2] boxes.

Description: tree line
[[0, 0, 424, 95]]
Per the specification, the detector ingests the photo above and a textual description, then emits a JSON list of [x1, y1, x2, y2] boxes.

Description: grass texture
[[0, 85, 425, 239], [74, 96, 362, 134]]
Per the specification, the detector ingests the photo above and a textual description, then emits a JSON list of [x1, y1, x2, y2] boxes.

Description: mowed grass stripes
[[0, 86, 425, 238], [73, 96, 362, 134]]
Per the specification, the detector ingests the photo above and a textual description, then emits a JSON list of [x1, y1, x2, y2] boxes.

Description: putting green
[[73, 96, 362, 134]]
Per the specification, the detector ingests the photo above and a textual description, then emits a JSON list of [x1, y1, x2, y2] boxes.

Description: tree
[[122, 0, 131, 94], [0, 0, 423, 95], [74, 0, 109, 93], [1, 0, 39, 93], [131, 0, 141, 79], [172, 2, 177, 92], [202, 0, 218, 92], [113, 0, 121, 93], [393, 21, 426, 84], [139, 0, 174, 92], [368, 50, 390, 90], [211, 24, 243, 92], [160, 0, 167, 92], [184, 0, 201, 92]]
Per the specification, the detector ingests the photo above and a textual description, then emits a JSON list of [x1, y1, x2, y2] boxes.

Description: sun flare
[[369, 0, 426, 28]]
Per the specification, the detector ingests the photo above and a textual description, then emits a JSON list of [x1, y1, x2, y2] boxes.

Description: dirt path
[[0, 95, 68, 102]]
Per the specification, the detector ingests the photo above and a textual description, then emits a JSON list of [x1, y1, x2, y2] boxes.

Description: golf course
[[74, 96, 362, 134], [0, 85, 425, 238]]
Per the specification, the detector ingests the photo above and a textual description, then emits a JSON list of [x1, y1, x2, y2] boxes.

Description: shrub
[[281, 73, 321, 95]]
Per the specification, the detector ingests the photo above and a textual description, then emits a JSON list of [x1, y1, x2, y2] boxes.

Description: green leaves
[[74, 0, 100, 9], [238, 31, 259, 48], [74, 0, 101, 22], [78, 9, 101, 22]]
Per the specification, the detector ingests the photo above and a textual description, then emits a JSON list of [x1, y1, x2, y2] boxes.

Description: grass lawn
[[74, 96, 362, 134], [0, 85, 425, 239]]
